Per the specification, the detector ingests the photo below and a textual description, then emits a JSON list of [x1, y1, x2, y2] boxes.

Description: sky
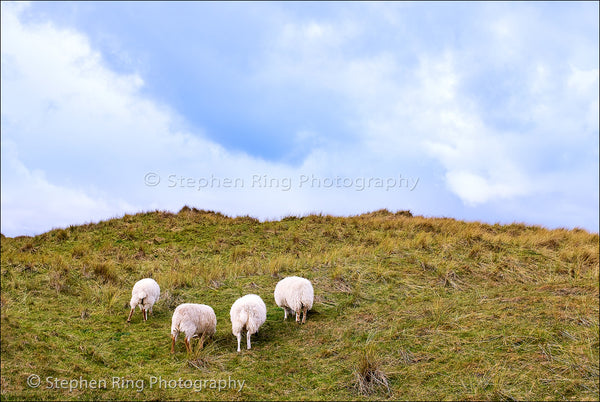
[[1, 1, 598, 237]]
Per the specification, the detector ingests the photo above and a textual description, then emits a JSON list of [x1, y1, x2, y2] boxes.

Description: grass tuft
[[91, 261, 118, 283], [354, 347, 390, 396]]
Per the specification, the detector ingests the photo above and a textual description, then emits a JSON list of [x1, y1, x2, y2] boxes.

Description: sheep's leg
[[247, 330, 252, 350], [127, 308, 135, 323], [302, 306, 308, 324], [283, 308, 288, 320], [236, 333, 241, 352], [170, 335, 176, 354], [184, 337, 191, 354], [296, 311, 301, 323], [142, 308, 147, 321]]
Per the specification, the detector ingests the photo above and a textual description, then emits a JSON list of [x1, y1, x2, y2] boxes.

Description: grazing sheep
[[127, 278, 160, 323], [170, 303, 217, 354], [230, 294, 267, 352], [274, 276, 314, 324]]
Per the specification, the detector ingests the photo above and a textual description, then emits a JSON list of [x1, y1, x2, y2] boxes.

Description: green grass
[[1, 207, 598, 400]]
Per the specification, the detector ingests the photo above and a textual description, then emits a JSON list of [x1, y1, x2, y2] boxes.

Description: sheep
[[127, 278, 160, 323], [230, 294, 267, 352], [274, 276, 314, 324], [170, 303, 217, 354]]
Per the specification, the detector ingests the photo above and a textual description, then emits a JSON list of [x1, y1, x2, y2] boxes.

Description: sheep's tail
[[134, 291, 147, 307], [239, 309, 249, 326]]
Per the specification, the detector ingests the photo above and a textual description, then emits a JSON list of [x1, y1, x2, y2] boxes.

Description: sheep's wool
[[230, 294, 267, 351], [274, 276, 314, 322], [128, 278, 160, 322], [171, 303, 217, 341]]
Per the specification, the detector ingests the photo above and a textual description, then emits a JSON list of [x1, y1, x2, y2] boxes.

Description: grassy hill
[[1, 207, 598, 401]]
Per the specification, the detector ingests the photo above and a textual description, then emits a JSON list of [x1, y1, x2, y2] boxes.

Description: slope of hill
[[1, 208, 598, 401]]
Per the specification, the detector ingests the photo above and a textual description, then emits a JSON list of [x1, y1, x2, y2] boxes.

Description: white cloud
[[256, 6, 597, 222], [1, 3, 598, 235], [445, 170, 525, 206], [567, 66, 600, 130], [0, 139, 136, 235], [0, 4, 425, 235]]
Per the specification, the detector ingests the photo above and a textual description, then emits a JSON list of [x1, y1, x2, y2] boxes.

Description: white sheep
[[230, 294, 267, 352], [274, 276, 314, 324], [170, 303, 217, 354], [127, 278, 160, 323]]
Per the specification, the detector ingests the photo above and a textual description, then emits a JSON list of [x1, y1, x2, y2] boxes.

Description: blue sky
[[1, 1, 598, 236]]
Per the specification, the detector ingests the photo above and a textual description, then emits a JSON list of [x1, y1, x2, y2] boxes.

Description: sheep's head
[[129, 296, 140, 309]]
